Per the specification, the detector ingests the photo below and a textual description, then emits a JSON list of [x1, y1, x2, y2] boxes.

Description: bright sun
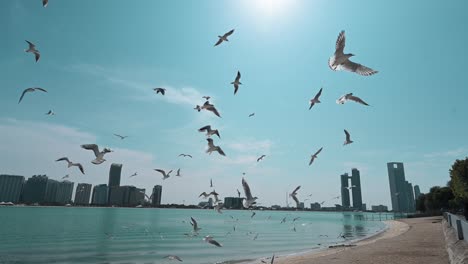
[[253, 0, 293, 17]]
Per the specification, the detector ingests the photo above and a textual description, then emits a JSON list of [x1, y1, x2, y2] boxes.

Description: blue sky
[[1, 0, 467, 209]]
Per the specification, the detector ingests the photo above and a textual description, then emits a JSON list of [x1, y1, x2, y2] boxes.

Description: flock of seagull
[[15, 2, 380, 263]]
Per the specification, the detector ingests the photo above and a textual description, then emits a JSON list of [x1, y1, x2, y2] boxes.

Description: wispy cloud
[[226, 139, 273, 153], [66, 63, 206, 108], [423, 147, 468, 159]]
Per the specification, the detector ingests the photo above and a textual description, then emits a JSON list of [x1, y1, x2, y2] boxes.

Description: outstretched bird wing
[[341, 60, 378, 76], [349, 95, 369, 106], [242, 178, 253, 200], [334, 30, 346, 56], [344, 129, 351, 141], [56, 157, 70, 163], [223, 29, 235, 38], [199, 125, 211, 132], [81, 144, 101, 157]]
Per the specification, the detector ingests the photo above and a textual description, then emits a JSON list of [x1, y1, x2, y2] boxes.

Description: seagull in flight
[[45, 110, 55, 116], [176, 168, 181, 177], [343, 129, 353, 145], [309, 147, 323, 166], [344, 185, 357, 190], [190, 217, 201, 233], [237, 188, 241, 198], [199, 191, 218, 199], [198, 101, 221, 117], [42, 0, 49, 7], [214, 29, 235, 46], [56, 157, 85, 174], [336, 93, 369, 106], [153, 88, 166, 95], [154, 169, 172, 180], [328, 30, 378, 76], [210, 179, 213, 188], [203, 235, 222, 247], [290, 186, 301, 208], [62, 174, 69, 179], [198, 125, 221, 138], [231, 71, 242, 94], [251, 211, 256, 218], [129, 172, 138, 178], [214, 203, 223, 214], [242, 178, 258, 208], [309, 87, 323, 110], [81, 144, 112, 164], [25, 40, 40, 62], [178, 153, 193, 158], [206, 138, 226, 156], [165, 255, 182, 262], [113, 134, 128, 140], [257, 155, 266, 162], [202, 96, 211, 100], [248, 113, 255, 117], [280, 217, 287, 224], [18, 87, 47, 104]]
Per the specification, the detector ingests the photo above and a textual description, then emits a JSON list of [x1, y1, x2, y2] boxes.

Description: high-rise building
[[340, 173, 351, 208], [75, 183, 92, 205], [0, 175, 24, 203], [224, 197, 243, 209], [414, 185, 422, 199], [387, 162, 416, 212], [45, 180, 74, 205], [108, 163, 122, 204], [91, 184, 108, 205], [351, 168, 363, 209], [298, 202, 305, 209], [362, 203, 367, 211], [109, 185, 138, 207], [22, 175, 48, 204], [310, 202, 321, 210], [152, 185, 162, 207]]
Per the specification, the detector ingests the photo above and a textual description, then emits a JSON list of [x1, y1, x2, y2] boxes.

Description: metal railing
[[444, 212, 468, 241]]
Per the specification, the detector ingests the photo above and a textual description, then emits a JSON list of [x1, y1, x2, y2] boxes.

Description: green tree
[[449, 157, 468, 220], [416, 194, 426, 212]]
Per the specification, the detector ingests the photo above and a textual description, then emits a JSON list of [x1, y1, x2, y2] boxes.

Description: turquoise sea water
[[0, 207, 390, 264]]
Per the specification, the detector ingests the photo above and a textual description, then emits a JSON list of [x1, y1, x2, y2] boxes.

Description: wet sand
[[274, 216, 448, 264]]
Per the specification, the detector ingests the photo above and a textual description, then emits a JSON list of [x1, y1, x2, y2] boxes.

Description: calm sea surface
[[0, 207, 391, 264]]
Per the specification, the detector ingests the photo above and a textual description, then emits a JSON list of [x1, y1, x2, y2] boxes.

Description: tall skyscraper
[[109, 186, 138, 207], [44, 179, 59, 204], [387, 162, 415, 212], [414, 185, 421, 199], [22, 175, 48, 204], [135, 188, 145, 205], [351, 168, 363, 209], [74, 183, 92, 205], [152, 185, 162, 207], [224, 197, 243, 209], [91, 184, 108, 205], [108, 163, 122, 204], [56, 181, 74, 205], [0, 175, 24, 203], [340, 173, 351, 208]]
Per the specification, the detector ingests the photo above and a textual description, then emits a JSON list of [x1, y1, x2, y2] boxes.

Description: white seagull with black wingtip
[[231, 71, 242, 94], [309, 147, 323, 166], [198, 125, 221, 138], [343, 129, 353, 145], [154, 169, 172, 180], [25, 40, 40, 62], [206, 138, 225, 156], [242, 178, 258, 208], [337, 93, 369, 106], [309, 88, 323, 110], [328, 30, 378, 76], [56, 157, 85, 174], [18, 87, 47, 104], [81, 144, 112, 164]]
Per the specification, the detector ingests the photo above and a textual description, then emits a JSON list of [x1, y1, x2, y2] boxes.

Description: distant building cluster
[[340, 168, 364, 211], [0, 163, 163, 208], [387, 162, 419, 213]]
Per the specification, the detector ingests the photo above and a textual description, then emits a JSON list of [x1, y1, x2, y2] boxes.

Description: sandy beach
[[273, 216, 448, 264]]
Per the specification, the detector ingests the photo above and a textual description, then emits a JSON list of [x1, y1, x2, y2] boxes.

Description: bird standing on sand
[[153, 88, 166, 95], [154, 169, 172, 180], [81, 144, 112, 164], [18, 87, 47, 104], [328, 30, 378, 76], [242, 178, 258, 208], [231, 71, 242, 94], [336, 93, 369, 106], [214, 29, 235, 46], [309, 147, 323, 165], [343, 129, 353, 145], [56, 157, 85, 174], [206, 138, 226, 156], [309, 87, 323, 110], [25, 40, 40, 62]]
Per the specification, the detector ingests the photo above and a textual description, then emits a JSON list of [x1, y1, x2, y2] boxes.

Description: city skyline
[[1, 1, 467, 208]]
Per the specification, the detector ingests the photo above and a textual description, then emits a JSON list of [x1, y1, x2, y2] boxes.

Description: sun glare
[[253, 0, 294, 17]]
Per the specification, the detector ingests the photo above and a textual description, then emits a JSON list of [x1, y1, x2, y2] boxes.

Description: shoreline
[[242, 220, 409, 264]]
